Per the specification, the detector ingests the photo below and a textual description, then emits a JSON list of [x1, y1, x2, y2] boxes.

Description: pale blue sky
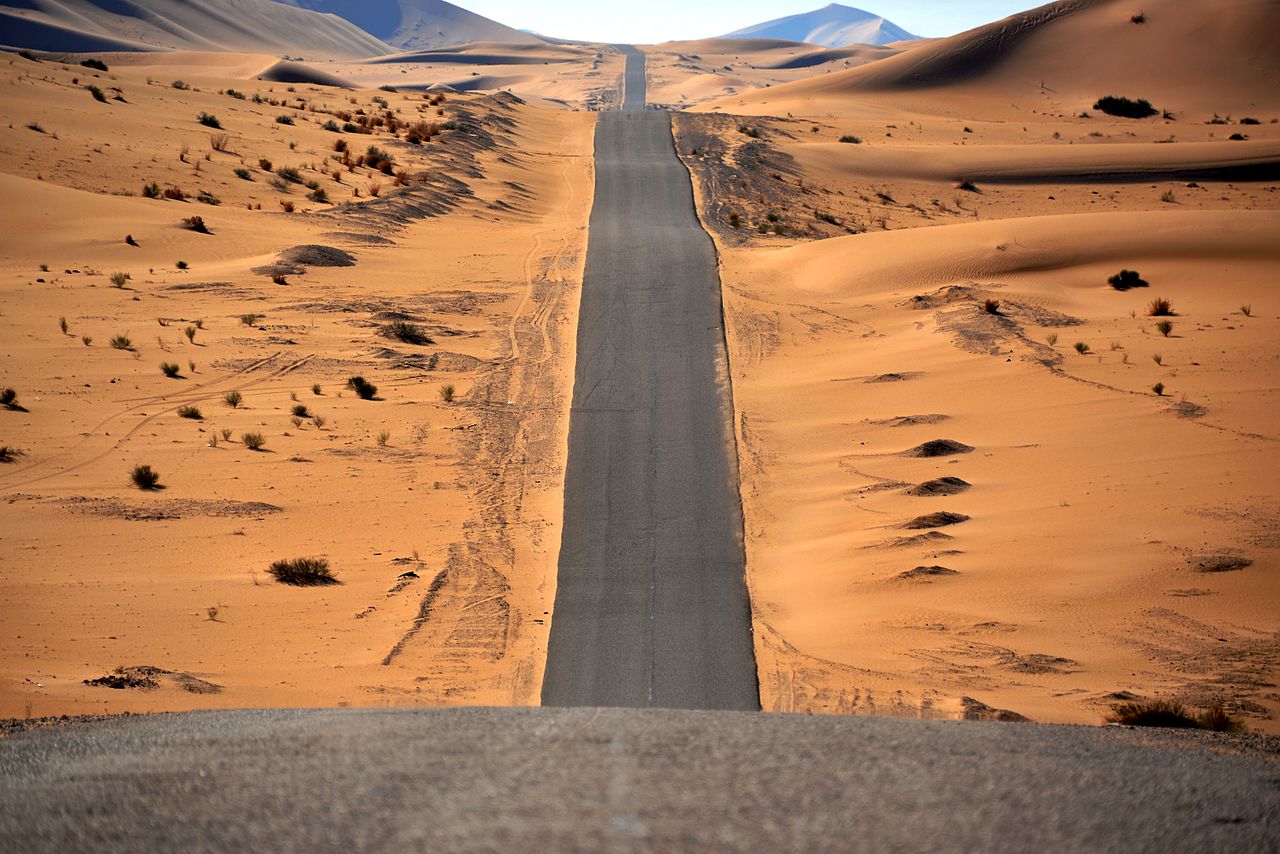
[[461, 1, 1037, 44]]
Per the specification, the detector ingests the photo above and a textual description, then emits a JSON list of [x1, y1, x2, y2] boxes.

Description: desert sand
[[0, 47, 596, 715], [671, 0, 1279, 727]]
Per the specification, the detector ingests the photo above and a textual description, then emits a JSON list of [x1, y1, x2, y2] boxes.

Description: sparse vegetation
[[376, 430, 391, 447], [59, 316, 69, 335], [291, 403, 310, 418], [1046, 333, 1058, 346], [266, 557, 338, 586], [239, 314, 259, 327], [130, 464, 160, 490], [1152, 382, 1165, 396], [196, 190, 220, 206], [311, 383, 322, 395], [275, 114, 295, 125], [160, 362, 181, 378], [82, 336, 92, 346], [209, 133, 230, 152], [86, 85, 107, 103], [307, 187, 329, 204], [0, 446, 21, 463], [347, 376, 377, 400], [1, 388, 19, 410], [1074, 342, 1091, 355], [81, 58, 109, 71], [838, 135, 862, 144], [1147, 297, 1174, 316], [1152, 353, 1163, 365], [224, 390, 243, 408], [982, 299, 1001, 315], [142, 182, 162, 199], [184, 326, 197, 343], [177, 405, 202, 419], [1240, 304, 1253, 317], [380, 320, 432, 345], [440, 384, 456, 403], [197, 112, 222, 129], [1160, 189, 1177, 203], [109, 271, 130, 288], [737, 125, 761, 139], [275, 166, 302, 184], [183, 216, 210, 234], [271, 273, 289, 285], [1108, 699, 1243, 732], [176, 260, 188, 270], [241, 431, 266, 451], [1108, 269, 1148, 291], [957, 179, 980, 193], [1155, 320, 1174, 337], [234, 167, 253, 181], [279, 200, 295, 213], [313, 415, 326, 429], [1093, 96, 1157, 119], [110, 334, 133, 350]]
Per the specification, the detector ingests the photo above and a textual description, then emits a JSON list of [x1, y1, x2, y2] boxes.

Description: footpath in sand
[[677, 0, 1280, 728], [0, 50, 596, 716]]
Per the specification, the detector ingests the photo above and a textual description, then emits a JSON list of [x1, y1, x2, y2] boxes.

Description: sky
[[459, 1, 1038, 44]]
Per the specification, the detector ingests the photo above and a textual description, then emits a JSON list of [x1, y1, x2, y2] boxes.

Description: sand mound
[[905, 477, 972, 497], [897, 565, 959, 580], [904, 440, 974, 458], [903, 512, 971, 530], [256, 62, 355, 88]]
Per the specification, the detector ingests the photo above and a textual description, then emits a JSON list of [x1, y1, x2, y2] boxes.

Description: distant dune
[[0, 0, 392, 58], [278, 0, 546, 51], [722, 3, 916, 47], [712, 0, 1280, 114]]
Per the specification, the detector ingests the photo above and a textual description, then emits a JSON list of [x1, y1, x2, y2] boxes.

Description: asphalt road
[[2, 707, 1276, 852], [541, 48, 758, 710]]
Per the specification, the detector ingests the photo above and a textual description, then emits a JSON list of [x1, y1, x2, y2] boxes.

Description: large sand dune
[[0, 0, 392, 58], [279, 0, 546, 51]]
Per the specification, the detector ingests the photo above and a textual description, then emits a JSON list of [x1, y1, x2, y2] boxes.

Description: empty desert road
[[541, 47, 759, 710], [2, 708, 1277, 852]]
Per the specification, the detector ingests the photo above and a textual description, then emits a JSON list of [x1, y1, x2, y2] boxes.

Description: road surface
[[1, 708, 1276, 852], [541, 47, 758, 710]]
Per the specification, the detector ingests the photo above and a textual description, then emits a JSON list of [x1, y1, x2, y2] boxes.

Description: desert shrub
[[347, 376, 377, 400], [307, 187, 329, 204], [234, 167, 253, 180], [224, 390, 243, 408], [957, 179, 980, 193], [197, 112, 222, 128], [142, 182, 162, 198], [376, 430, 390, 447], [275, 114, 295, 125], [160, 362, 181, 378], [131, 464, 160, 489], [982, 299, 1001, 315], [322, 119, 340, 132], [1130, 12, 1146, 23], [109, 271, 130, 287], [241, 431, 266, 450], [1108, 699, 1243, 732], [110, 334, 133, 350], [1240, 304, 1253, 317], [728, 213, 741, 229], [59, 316, 69, 334], [258, 158, 273, 171], [838, 135, 861, 144], [1147, 297, 1174, 316], [737, 125, 760, 139], [163, 186, 187, 201], [183, 216, 210, 233], [1152, 353, 1163, 365], [0, 446, 21, 463], [362, 146, 394, 170], [176, 260, 189, 269], [271, 272, 289, 285], [172, 80, 189, 90], [1093, 96, 1157, 119], [196, 190, 220, 206], [1108, 269, 1148, 290], [1152, 382, 1165, 396], [209, 133, 230, 152], [177, 404, 202, 419], [275, 166, 302, 183], [1046, 333, 1058, 346], [81, 58, 109, 71], [291, 403, 310, 418], [220, 428, 232, 441], [27, 121, 45, 133], [279, 200, 295, 213], [311, 383, 322, 395], [815, 211, 839, 225], [184, 326, 197, 342], [267, 557, 337, 586], [1074, 341, 1090, 354], [290, 415, 304, 429], [1228, 133, 1247, 141], [268, 177, 290, 192], [239, 314, 258, 327], [86, 85, 107, 103], [380, 320, 432, 345], [1160, 189, 1177, 203], [440, 384, 455, 403], [1155, 320, 1173, 337], [0, 388, 18, 409], [225, 88, 246, 100], [343, 122, 362, 134], [366, 181, 382, 197]]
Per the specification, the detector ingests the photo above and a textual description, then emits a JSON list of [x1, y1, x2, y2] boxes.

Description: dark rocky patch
[[904, 511, 970, 530], [1191, 552, 1252, 573], [904, 439, 974, 458], [905, 476, 972, 497]]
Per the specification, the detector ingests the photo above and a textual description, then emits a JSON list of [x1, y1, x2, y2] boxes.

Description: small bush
[[196, 190, 220, 206], [307, 187, 329, 204], [177, 404, 202, 419], [271, 272, 289, 285], [131, 464, 160, 490], [376, 430, 391, 447], [27, 121, 45, 133], [163, 186, 188, 201], [728, 213, 741, 229], [142, 182, 162, 198], [380, 320, 432, 345], [1074, 341, 1091, 354], [982, 299, 1001, 315], [1046, 333, 1058, 346], [258, 158, 273, 171], [225, 88, 246, 100], [1108, 269, 1148, 291], [1152, 382, 1165, 396], [1130, 12, 1146, 23], [209, 133, 230, 152], [322, 119, 340, 132], [1155, 320, 1173, 337], [59, 316, 69, 334], [234, 167, 253, 181], [0, 446, 21, 463], [240, 314, 259, 327], [362, 146, 394, 170], [1108, 699, 1243, 732], [1152, 353, 1163, 365], [275, 114, 295, 125], [183, 216, 210, 233], [0, 388, 18, 409], [109, 271, 130, 288], [440, 384, 455, 403], [957, 179, 980, 193], [291, 403, 310, 418], [172, 80, 189, 90], [160, 362, 181, 378], [279, 200, 295, 213], [1160, 189, 1177, 203], [1228, 133, 1247, 141], [1240, 304, 1253, 317], [198, 112, 222, 129], [347, 376, 377, 400], [1093, 96, 1157, 119], [311, 383, 322, 396], [81, 58, 109, 71], [737, 125, 761, 139], [1147, 297, 1174, 316], [838, 135, 861, 144], [224, 390, 243, 408], [184, 326, 197, 342], [267, 557, 338, 586], [242, 431, 266, 450], [275, 166, 302, 183], [87, 85, 107, 103], [110, 334, 133, 350]]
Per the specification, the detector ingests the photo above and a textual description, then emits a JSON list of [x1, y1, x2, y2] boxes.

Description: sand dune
[[721, 3, 916, 47], [278, 0, 546, 51], [710, 0, 1280, 115], [0, 0, 391, 58]]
